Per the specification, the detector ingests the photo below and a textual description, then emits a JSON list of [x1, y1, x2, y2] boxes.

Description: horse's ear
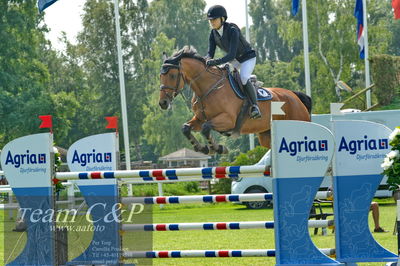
[[162, 52, 168, 62]]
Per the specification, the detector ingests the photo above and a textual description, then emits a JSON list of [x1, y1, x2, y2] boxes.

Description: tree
[[148, 0, 209, 54], [0, 1, 55, 144], [249, 0, 302, 62], [141, 33, 195, 156], [271, 0, 394, 112]]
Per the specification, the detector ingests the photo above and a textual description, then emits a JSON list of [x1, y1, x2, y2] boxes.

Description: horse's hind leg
[[182, 123, 209, 154], [201, 122, 228, 154]]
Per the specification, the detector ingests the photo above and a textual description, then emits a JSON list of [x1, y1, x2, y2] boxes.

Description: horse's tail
[[293, 91, 312, 114]]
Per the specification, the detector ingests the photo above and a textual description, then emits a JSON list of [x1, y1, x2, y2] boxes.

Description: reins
[[191, 65, 226, 121]]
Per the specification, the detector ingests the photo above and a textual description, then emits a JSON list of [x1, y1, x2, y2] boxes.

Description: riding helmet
[[207, 5, 227, 20]]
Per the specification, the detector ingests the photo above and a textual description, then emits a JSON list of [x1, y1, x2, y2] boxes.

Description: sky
[[43, 0, 253, 50]]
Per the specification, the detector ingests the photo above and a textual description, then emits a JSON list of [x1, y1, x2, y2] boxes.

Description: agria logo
[[278, 137, 328, 156], [5, 150, 46, 168], [338, 136, 388, 155], [71, 150, 112, 166]]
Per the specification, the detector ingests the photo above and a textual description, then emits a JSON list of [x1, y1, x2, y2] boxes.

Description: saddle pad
[[256, 88, 273, 101], [228, 73, 273, 101]]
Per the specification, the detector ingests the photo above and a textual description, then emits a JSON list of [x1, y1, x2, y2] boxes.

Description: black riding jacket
[[206, 22, 256, 64]]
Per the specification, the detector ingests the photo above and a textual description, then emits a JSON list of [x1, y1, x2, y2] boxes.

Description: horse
[[159, 46, 311, 154]]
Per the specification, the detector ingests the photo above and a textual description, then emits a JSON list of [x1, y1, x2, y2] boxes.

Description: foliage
[[131, 182, 200, 197], [141, 33, 195, 157], [148, 0, 209, 54], [382, 127, 400, 191], [0, 1, 50, 144], [370, 54, 400, 105], [213, 146, 268, 194], [249, 0, 301, 62], [230, 146, 269, 166], [249, 0, 394, 113], [388, 19, 400, 56], [254, 61, 301, 91]]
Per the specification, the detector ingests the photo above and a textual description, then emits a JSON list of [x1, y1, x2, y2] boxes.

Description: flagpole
[[302, 0, 312, 98], [362, 0, 372, 109], [245, 0, 255, 150], [113, 0, 132, 195]]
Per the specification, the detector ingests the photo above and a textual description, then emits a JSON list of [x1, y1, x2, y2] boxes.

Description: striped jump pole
[[121, 220, 334, 231], [55, 165, 270, 181], [121, 193, 272, 205], [122, 248, 336, 259], [122, 249, 276, 258]]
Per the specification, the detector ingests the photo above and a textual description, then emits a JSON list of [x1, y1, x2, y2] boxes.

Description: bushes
[[120, 146, 269, 196], [213, 146, 269, 194], [370, 54, 400, 105], [127, 181, 201, 197]]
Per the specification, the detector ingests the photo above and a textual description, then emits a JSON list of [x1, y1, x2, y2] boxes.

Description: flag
[[38, 0, 59, 12], [354, 0, 365, 59], [39, 115, 53, 131], [271, 102, 286, 116], [105, 116, 118, 131], [292, 0, 300, 16], [393, 0, 400, 19], [330, 103, 344, 115]]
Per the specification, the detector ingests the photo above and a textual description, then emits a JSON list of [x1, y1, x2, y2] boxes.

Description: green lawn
[[0, 200, 398, 266]]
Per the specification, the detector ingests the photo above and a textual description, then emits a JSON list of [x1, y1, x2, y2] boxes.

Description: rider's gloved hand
[[206, 59, 218, 67]]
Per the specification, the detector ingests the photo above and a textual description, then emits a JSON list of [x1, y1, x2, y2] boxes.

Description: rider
[[205, 5, 261, 119]]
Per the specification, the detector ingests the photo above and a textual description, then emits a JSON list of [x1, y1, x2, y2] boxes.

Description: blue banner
[[292, 0, 300, 16], [38, 0, 59, 12]]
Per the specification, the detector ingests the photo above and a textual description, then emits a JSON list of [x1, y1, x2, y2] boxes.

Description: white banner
[[0, 133, 52, 188], [67, 133, 119, 172], [271, 121, 334, 178], [332, 120, 391, 176]]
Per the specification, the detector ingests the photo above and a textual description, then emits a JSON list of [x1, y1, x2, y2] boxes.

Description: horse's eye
[[169, 73, 177, 80]]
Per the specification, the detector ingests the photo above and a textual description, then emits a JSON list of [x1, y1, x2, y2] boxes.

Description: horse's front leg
[[201, 121, 228, 155], [182, 117, 210, 154]]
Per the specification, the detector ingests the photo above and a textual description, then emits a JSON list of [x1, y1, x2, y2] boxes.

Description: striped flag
[[393, 0, 400, 19], [38, 0, 59, 12], [354, 0, 365, 59], [292, 0, 300, 16]]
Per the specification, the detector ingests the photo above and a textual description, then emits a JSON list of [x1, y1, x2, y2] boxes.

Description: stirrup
[[250, 105, 261, 119]]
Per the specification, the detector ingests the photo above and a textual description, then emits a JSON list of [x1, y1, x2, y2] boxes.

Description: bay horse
[[159, 46, 311, 154]]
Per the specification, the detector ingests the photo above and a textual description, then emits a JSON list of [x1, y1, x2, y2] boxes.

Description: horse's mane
[[163, 46, 206, 67]]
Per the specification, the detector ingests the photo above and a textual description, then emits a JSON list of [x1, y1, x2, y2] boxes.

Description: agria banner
[[271, 120, 335, 179], [67, 133, 119, 172], [332, 120, 391, 176], [0, 133, 53, 188]]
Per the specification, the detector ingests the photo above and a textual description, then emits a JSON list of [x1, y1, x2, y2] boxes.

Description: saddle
[[225, 65, 273, 101], [219, 65, 273, 138]]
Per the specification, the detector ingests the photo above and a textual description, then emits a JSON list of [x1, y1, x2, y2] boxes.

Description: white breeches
[[231, 57, 256, 85]]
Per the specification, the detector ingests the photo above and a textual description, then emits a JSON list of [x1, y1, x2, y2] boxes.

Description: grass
[[0, 200, 398, 266]]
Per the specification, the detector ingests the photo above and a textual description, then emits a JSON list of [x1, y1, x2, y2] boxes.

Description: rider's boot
[[244, 80, 262, 119]]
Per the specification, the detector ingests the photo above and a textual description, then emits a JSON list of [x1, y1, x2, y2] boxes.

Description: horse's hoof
[[217, 145, 228, 154], [207, 145, 216, 155], [200, 146, 209, 154]]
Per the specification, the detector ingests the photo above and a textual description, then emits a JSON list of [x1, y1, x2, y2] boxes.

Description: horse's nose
[[159, 99, 169, 110]]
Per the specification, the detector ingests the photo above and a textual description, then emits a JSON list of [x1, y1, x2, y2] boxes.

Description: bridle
[[159, 59, 226, 120], [160, 63, 184, 100]]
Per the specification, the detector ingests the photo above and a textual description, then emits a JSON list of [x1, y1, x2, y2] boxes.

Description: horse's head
[[159, 61, 184, 110], [159, 46, 207, 110]]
